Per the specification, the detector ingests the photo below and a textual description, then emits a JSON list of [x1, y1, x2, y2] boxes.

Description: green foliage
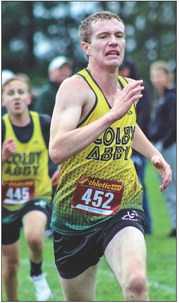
[[2, 1, 176, 86], [2, 163, 176, 301]]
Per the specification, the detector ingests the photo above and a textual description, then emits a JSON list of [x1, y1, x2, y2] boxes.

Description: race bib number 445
[[2, 179, 35, 204], [72, 176, 124, 216]]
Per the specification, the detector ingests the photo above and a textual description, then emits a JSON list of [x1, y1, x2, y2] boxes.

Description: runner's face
[[86, 19, 125, 68], [2, 80, 31, 115]]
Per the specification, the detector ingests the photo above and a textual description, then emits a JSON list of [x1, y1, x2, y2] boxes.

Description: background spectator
[[35, 56, 72, 117], [149, 61, 176, 237], [2, 69, 15, 85]]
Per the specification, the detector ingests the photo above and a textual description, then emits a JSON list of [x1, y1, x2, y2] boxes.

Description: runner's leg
[[22, 210, 47, 263], [60, 264, 98, 301], [104, 226, 149, 301], [2, 241, 20, 301]]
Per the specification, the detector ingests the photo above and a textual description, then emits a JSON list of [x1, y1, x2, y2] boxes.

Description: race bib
[[2, 179, 35, 204], [72, 176, 124, 216]]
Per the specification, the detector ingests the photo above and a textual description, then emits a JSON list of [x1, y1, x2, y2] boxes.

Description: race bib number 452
[[72, 176, 124, 216]]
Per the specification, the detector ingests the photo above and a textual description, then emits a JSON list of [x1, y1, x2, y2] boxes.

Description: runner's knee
[[123, 273, 148, 299], [4, 258, 19, 276], [26, 234, 43, 251]]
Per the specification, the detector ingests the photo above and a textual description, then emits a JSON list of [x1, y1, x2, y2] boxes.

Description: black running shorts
[[53, 208, 145, 279], [2, 199, 49, 245]]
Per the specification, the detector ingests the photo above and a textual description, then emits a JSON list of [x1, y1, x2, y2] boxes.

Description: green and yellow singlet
[[51, 69, 143, 235], [2, 111, 52, 211]]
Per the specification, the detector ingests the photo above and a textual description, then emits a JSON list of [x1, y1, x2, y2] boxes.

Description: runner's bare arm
[[49, 77, 144, 164]]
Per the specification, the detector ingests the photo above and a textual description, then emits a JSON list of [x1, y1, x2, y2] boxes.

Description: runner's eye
[[18, 89, 25, 95], [116, 33, 125, 38], [7, 90, 15, 96], [99, 34, 108, 39]]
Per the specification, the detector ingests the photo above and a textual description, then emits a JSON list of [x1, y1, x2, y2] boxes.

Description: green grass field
[[2, 162, 176, 302]]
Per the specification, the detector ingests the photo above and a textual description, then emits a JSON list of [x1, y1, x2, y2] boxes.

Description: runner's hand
[[151, 155, 172, 191], [51, 170, 60, 186], [2, 138, 16, 163], [111, 80, 144, 120]]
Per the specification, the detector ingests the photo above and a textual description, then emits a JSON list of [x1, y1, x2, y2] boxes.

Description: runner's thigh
[[22, 210, 47, 238], [60, 264, 98, 301], [104, 226, 147, 285]]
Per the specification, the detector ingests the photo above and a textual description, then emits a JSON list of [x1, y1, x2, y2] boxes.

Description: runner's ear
[[81, 42, 91, 57]]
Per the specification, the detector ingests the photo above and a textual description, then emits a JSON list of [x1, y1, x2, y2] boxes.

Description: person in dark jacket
[[35, 56, 72, 117], [35, 56, 72, 179], [150, 61, 176, 237]]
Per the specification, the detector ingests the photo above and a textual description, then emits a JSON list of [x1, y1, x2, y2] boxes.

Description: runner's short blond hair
[[80, 11, 124, 43]]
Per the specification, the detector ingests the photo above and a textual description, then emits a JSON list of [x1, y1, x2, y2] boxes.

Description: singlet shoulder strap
[[118, 76, 128, 87], [29, 111, 40, 127], [75, 68, 106, 103], [2, 113, 9, 122], [75, 68, 101, 92], [29, 110, 38, 118]]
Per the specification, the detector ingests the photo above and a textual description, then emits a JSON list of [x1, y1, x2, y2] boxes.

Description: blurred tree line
[[2, 1, 176, 86]]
